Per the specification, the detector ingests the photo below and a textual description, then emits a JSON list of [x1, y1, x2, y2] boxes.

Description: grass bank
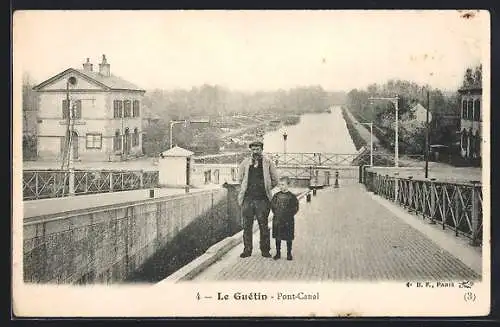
[[341, 106, 366, 151]]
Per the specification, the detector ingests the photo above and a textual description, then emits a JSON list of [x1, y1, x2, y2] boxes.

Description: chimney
[[98, 54, 110, 77], [82, 58, 93, 72]]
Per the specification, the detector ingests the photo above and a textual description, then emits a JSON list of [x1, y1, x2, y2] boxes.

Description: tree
[[22, 72, 38, 160], [474, 64, 482, 86], [142, 120, 169, 156]]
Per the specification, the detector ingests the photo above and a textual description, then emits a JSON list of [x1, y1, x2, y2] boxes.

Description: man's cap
[[248, 140, 264, 148]]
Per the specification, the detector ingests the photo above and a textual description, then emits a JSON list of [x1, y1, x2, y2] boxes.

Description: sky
[[13, 10, 488, 92]]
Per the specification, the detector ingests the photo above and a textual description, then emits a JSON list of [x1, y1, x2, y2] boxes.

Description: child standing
[[271, 176, 299, 261]]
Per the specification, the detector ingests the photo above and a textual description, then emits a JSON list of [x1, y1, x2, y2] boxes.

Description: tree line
[[345, 64, 481, 156], [142, 85, 346, 155]]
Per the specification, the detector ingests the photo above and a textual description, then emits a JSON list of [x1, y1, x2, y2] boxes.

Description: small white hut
[[158, 146, 194, 188]]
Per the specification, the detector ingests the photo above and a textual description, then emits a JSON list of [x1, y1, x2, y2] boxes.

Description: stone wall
[[23, 187, 241, 284]]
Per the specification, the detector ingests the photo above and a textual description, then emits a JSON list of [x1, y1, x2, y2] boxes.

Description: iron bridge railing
[[363, 169, 483, 246], [23, 169, 159, 201], [193, 152, 424, 167]]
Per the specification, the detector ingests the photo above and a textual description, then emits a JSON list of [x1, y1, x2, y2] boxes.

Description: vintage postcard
[[12, 10, 490, 317]]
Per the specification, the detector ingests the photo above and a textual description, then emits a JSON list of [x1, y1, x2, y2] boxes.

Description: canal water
[[263, 105, 356, 154]]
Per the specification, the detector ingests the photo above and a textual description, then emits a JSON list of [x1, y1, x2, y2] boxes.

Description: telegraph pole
[[62, 77, 77, 170], [425, 89, 430, 178]]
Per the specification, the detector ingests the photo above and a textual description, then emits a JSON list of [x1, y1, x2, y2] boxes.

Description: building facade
[[458, 86, 482, 161], [33, 55, 146, 162]]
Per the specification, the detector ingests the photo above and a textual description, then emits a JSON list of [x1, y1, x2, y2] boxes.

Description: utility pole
[[425, 88, 430, 178], [61, 81, 71, 170], [62, 77, 77, 170], [395, 96, 399, 168], [61, 76, 77, 196]]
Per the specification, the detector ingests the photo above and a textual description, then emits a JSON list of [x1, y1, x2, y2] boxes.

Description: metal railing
[[23, 169, 159, 201], [23, 170, 70, 201], [193, 151, 424, 168], [193, 152, 247, 165], [191, 164, 239, 186], [363, 169, 483, 246]]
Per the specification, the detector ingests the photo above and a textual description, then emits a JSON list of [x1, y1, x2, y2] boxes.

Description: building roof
[[160, 146, 194, 157], [33, 68, 145, 92], [408, 103, 432, 123], [458, 85, 482, 94], [411, 103, 428, 112]]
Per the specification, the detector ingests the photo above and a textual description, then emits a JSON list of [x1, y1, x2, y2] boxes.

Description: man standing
[[237, 139, 279, 258]]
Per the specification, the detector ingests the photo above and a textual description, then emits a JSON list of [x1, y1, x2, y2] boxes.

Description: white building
[[458, 86, 482, 160], [33, 55, 145, 162], [408, 103, 432, 125]]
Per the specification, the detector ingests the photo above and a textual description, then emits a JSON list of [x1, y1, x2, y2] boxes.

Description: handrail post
[[470, 182, 481, 246], [429, 178, 436, 224], [394, 172, 399, 202], [140, 170, 144, 188], [35, 171, 39, 199], [442, 185, 447, 230], [407, 176, 413, 211], [109, 171, 113, 192], [69, 168, 75, 196], [454, 186, 460, 236]]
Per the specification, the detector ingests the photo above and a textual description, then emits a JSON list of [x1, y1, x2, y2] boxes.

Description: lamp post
[[424, 88, 431, 179], [368, 96, 399, 167], [282, 130, 288, 164], [357, 122, 373, 166]]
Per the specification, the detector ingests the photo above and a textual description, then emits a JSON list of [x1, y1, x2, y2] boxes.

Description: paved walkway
[[192, 184, 481, 281]]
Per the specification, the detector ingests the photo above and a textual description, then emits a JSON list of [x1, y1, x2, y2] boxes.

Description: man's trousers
[[241, 198, 271, 254]]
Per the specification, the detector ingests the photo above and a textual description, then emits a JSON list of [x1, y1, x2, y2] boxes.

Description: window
[[62, 100, 82, 119], [467, 100, 473, 120], [474, 99, 481, 121], [113, 100, 123, 118], [461, 100, 467, 119], [86, 133, 102, 149], [124, 100, 131, 118], [133, 100, 140, 117], [114, 130, 122, 151], [132, 128, 139, 147]]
